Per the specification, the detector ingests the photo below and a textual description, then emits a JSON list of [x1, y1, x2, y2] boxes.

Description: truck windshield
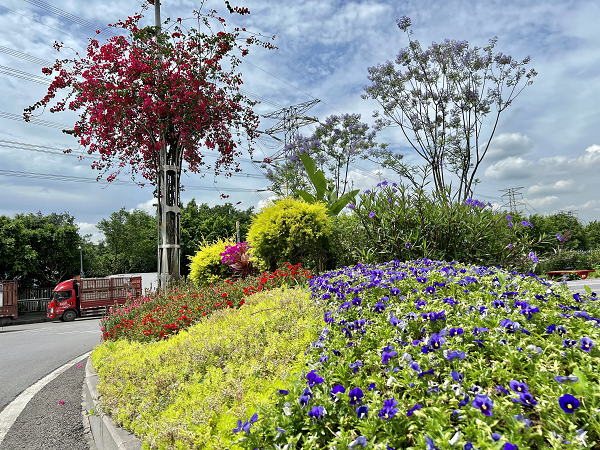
[[52, 291, 72, 301]]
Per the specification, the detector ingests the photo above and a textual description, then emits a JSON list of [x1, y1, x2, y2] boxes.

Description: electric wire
[[0, 45, 52, 66], [0, 4, 88, 44], [0, 110, 69, 128], [21, 0, 118, 38], [0, 169, 272, 192], [0, 64, 50, 84]]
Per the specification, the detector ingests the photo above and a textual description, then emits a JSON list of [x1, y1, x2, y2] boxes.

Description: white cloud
[[134, 198, 157, 215], [524, 195, 560, 209], [561, 199, 600, 212], [484, 157, 536, 180], [77, 222, 104, 243], [527, 179, 576, 196], [485, 133, 533, 162]]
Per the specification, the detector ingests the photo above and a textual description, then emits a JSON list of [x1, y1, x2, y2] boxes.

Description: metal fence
[[18, 298, 50, 313], [18, 287, 53, 300]]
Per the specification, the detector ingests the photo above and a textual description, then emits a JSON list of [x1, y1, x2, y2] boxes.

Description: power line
[[21, 0, 118, 38], [0, 169, 272, 192], [0, 4, 88, 44], [499, 187, 526, 214], [0, 64, 50, 85], [0, 45, 52, 66], [0, 110, 70, 128]]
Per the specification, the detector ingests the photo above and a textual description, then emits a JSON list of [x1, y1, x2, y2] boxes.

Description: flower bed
[[100, 263, 312, 342], [235, 259, 600, 449]]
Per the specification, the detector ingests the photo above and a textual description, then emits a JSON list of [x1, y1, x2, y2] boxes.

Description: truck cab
[[47, 279, 79, 322]]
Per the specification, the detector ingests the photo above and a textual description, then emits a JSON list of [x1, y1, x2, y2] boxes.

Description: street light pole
[[78, 245, 85, 279]]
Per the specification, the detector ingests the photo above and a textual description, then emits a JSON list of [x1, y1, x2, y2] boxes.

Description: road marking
[[0, 351, 91, 446]]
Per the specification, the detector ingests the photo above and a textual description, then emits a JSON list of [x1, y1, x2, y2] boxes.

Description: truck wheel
[[62, 310, 77, 322]]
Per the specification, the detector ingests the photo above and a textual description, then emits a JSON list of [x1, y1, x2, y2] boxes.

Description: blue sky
[[0, 0, 599, 242]]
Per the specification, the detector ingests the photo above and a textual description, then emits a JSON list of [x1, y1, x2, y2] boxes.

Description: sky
[[0, 0, 599, 243]]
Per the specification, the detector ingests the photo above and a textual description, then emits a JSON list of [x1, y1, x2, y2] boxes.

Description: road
[[0, 317, 102, 449]]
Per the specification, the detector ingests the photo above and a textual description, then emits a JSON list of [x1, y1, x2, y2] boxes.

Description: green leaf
[[585, 284, 592, 294], [296, 190, 316, 204]]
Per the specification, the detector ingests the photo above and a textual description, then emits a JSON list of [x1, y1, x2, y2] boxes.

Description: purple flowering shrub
[[236, 259, 599, 449], [350, 183, 549, 272], [220, 241, 255, 278]]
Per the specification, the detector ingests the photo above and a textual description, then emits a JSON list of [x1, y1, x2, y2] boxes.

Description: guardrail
[[17, 298, 49, 313]]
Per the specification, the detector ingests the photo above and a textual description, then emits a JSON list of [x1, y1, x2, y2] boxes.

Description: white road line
[[0, 351, 91, 446]]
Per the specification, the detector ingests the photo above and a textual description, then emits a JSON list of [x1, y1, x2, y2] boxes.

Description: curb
[[84, 358, 142, 450]]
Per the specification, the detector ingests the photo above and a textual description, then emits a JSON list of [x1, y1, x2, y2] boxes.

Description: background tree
[[25, 4, 274, 288], [363, 16, 537, 202], [180, 199, 253, 276], [585, 220, 600, 250], [0, 212, 81, 287], [96, 208, 158, 274], [264, 113, 388, 197]]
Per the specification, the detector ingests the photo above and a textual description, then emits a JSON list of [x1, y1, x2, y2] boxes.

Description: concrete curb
[[84, 358, 142, 450]]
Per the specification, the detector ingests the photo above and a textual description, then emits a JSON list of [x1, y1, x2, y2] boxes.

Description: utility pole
[[499, 187, 526, 214], [153, 0, 181, 290]]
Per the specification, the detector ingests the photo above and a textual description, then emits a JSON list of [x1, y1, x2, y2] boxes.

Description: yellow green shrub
[[188, 236, 234, 286], [247, 197, 333, 272], [91, 286, 324, 450]]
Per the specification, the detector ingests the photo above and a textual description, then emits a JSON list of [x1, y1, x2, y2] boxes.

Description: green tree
[[0, 212, 81, 287], [526, 213, 588, 252], [585, 220, 600, 250], [97, 208, 157, 274], [180, 199, 254, 276]]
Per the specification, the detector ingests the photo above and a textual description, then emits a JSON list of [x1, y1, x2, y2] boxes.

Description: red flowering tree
[[24, 4, 275, 287]]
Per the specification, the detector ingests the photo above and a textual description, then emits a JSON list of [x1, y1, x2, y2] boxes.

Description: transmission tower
[[499, 187, 526, 214], [559, 210, 578, 218], [261, 99, 320, 161]]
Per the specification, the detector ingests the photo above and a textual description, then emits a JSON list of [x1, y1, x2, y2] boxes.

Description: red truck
[[47, 275, 142, 322], [0, 280, 18, 326]]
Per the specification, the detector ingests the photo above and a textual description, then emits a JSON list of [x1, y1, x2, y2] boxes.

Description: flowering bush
[[350, 183, 549, 272], [235, 259, 600, 449], [100, 263, 312, 342], [188, 236, 237, 287], [221, 241, 255, 278]]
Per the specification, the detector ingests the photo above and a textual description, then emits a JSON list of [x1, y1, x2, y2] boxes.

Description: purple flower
[[508, 222, 513, 229], [555, 375, 579, 384], [546, 324, 556, 334], [429, 333, 446, 350], [277, 389, 289, 395], [451, 370, 463, 383], [330, 385, 345, 402], [458, 395, 470, 407], [509, 380, 529, 394], [418, 369, 435, 378], [506, 215, 512, 221], [496, 385, 509, 395], [512, 392, 538, 407], [306, 370, 324, 388], [492, 433, 502, 441], [425, 436, 440, 450], [368, 211, 375, 218], [356, 405, 369, 419], [528, 252, 538, 263], [504, 443, 519, 450], [349, 387, 364, 405], [449, 327, 464, 337], [352, 297, 361, 306], [232, 412, 258, 434], [308, 405, 325, 423], [580, 337, 593, 351], [472, 394, 493, 416], [559, 394, 580, 413], [521, 220, 533, 227], [406, 403, 422, 417], [556, 233, 563, 242], [379, 398, 398, 419], [349, 436, 368, 449], [445, 350, 466, 361], [563, 339, 577, 348], [349, 360, 363, 373], [396, 15, 411, 31], [382, 350, 397, 365]]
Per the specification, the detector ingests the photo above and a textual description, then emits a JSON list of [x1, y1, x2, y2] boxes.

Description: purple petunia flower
[[379, 398, 398, 419], [406, 403, 422, 417], [349, 387, 364, 405], [472, 394, 493, 416], [559, 394, 580, 413]]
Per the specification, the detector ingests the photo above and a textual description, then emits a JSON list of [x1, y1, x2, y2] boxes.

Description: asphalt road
[[0, 317, 102, 414]]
